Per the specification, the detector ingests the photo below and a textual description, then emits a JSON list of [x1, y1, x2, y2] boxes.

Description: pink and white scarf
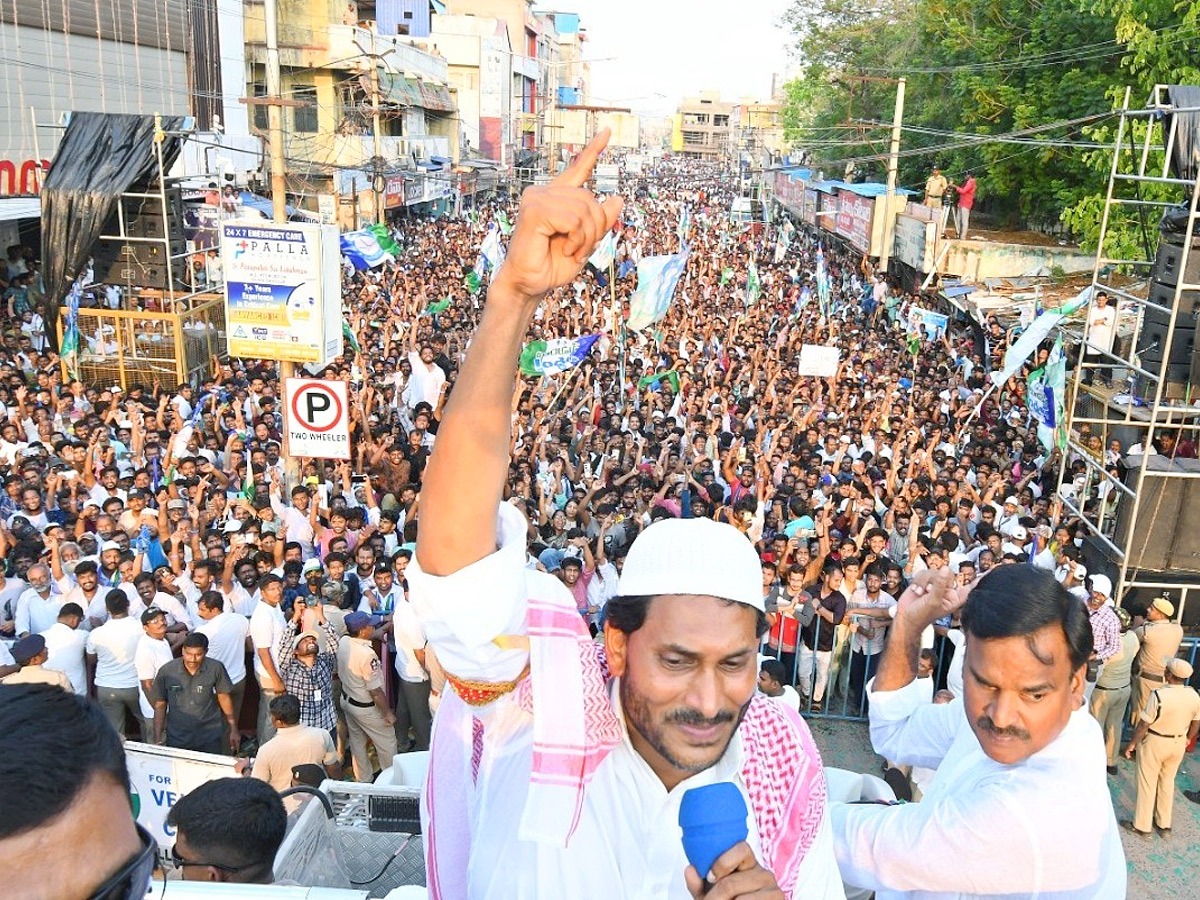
[[424, 592, 827, 899]]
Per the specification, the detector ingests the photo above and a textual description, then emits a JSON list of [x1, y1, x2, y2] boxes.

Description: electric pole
[[370, 31, 384, 224], [264, 0, 287, 225], [879, 77, 905, 272], [263, 0, 298, 482]]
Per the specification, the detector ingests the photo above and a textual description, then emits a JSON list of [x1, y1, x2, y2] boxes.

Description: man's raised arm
[[417, 131, 623, 577]]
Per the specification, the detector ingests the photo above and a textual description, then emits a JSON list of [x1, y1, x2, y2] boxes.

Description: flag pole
[[611, 256, 627, 415]]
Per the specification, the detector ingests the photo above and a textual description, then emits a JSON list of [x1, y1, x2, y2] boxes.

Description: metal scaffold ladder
[[1059, 85, 1200, 618]]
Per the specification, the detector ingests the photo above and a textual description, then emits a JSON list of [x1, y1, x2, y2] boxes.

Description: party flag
[[518, 334, 601, 377]]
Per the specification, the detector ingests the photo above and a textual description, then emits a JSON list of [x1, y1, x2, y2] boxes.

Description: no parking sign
[[284, 378, 351, 459]]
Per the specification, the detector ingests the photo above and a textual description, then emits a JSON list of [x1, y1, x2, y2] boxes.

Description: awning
[[238, 191, 315, 221], [377, 73, 423, 108], [416, 80, 455, 113], [0, 197, 41, 221]]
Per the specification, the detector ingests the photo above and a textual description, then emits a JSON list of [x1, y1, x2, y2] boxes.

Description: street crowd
[[0, 149, 1197, 892]]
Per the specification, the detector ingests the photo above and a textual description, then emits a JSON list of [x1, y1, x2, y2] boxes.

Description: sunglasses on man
[[86, 823, 158, 900]]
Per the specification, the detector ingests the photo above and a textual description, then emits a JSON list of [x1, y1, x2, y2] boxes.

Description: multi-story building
[[672, 92, 734, 159], [241, 1, 458, 216], [444, 0, 550, 152], [426, 14, 515, 164], [730, 96, 786, 167]]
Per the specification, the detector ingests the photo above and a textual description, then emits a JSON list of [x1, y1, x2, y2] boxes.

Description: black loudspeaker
[[1153, 234, 1200, 296], [1113, 455, 1184, 571], [1136, 301, 1195, 388], [1113, 455, 1200, 573]]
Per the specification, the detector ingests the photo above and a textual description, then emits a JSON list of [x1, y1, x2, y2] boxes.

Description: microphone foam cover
[[678, 782, 749, 879]]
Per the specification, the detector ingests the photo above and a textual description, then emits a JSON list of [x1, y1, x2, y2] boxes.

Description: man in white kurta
[[410, 503, 845, 899], [830, 565, 1126, 899], [409, 132, 845, 900]]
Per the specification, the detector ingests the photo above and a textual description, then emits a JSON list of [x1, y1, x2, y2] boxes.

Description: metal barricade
[[61, 292, 226, 388]]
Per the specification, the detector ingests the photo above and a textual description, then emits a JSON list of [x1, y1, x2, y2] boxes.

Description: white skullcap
[[1090, 574, 1112, 599], [618, 517, 765, 612]]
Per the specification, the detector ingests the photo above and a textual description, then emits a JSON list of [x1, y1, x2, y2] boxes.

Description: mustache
[[976, 715, 1030, 741], [666, 708, 736, 728]]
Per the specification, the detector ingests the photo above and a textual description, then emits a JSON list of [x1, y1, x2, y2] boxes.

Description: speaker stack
[[92, 189, 189, 290], [1136, 232, 1200, 395]]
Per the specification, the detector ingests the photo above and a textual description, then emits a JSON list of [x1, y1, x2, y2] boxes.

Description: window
[[250, 83, 269, 131], [713, 114, 730, 128], [292, 84, 318, 133]]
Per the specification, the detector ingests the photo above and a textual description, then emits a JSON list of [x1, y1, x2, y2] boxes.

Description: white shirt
[[16, 589, 64, 637], [392, 599, 428, 683], [135, 634, 174, 717], [249, 600, 286, 683], [1086, 303, 1116, 355], [764, 684, 802, 711], [409, 503, 846, 900], [404, 350, 447, 409], [86, 616, 144, 688], [145, 591, 191, 629], [197, 611, 250, 683], [830, 677, 1125, 898], [40, 621, 89, 694], [270, 495, 316, 558]]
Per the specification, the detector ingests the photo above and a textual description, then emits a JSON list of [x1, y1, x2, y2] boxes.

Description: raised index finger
[[554, 128, 612, 188]]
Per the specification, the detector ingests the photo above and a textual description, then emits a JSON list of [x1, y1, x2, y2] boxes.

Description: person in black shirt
[[150, 632, 238, 754], [799, 561, 848, 712]]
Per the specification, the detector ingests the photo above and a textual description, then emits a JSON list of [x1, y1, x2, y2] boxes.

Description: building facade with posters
[[428, 13, 515, 164]]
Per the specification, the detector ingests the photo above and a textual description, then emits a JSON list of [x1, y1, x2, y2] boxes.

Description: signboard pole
[[879, 77, 906, 272], [264, 0, 301, 484]]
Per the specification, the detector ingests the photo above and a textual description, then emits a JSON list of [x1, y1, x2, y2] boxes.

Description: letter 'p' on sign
[[284, 378, 351, 459]]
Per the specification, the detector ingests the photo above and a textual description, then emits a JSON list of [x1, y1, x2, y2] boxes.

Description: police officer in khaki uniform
[[1123, 657, 1200, 835], [1131, 596, 1184, 724], [336, 612, 398, 781], [1, 635, 73, 690]]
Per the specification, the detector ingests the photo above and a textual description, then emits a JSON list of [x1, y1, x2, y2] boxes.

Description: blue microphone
[[678, 782, 749, 880]]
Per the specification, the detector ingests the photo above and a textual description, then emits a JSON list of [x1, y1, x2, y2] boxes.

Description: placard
[[798, 344, 841, 377], [285, 378, 351, 459]]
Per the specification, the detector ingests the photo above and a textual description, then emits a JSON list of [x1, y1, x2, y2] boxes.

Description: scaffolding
[[56, 118, 228, 387], [1059, 85, 1200, 624]]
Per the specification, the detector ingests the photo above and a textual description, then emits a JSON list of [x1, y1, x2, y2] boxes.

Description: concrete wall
[[939, 239, 1096, 280]]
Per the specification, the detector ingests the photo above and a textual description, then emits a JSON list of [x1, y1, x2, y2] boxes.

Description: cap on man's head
[[100, 540, 122, 552], [1167, 658, 1193, 679], [617, 516, 764, 612], [141, 607, 167, 625], [11, 633, 46, 663], [223, 519, 242, 534], [1003, 496, 1019, 508], [343, 611, 373, 634], [1152, 597, 1175, 617], [1010, 526, 1028, 541], [1089, 574, 1112, 600], [302, 558, 323, 575]]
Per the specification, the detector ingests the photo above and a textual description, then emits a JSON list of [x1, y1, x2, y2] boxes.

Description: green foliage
[[781, 0, 1200, 248]]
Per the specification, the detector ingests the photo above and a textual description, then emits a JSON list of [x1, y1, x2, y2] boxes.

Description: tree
[[780, 0, 1199, 244]]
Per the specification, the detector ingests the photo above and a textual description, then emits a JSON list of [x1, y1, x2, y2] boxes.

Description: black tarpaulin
[[1164, 85, 1200, 184], [40, 112, 187, 311]]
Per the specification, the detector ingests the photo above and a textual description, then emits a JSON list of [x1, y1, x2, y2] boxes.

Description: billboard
[[835, 191, 875, 252], [222, 221, 343, 366]]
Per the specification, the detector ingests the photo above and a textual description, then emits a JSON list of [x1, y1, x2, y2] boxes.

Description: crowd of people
[[0, 141, 1196, 894]]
